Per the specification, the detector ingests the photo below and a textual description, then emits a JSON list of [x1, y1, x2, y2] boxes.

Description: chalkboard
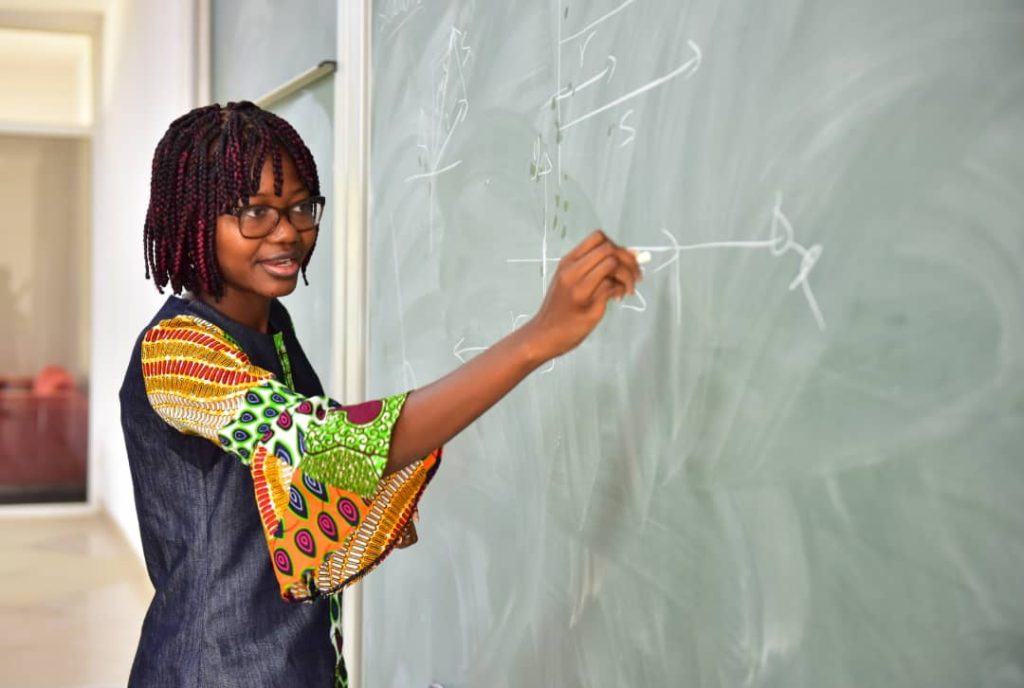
[[362, 2, 1024, 686], [211, 0, 336, 104]]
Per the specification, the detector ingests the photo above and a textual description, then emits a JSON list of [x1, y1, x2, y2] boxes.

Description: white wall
[[0, 28, 92, 126], [90, 0, 194, 554]]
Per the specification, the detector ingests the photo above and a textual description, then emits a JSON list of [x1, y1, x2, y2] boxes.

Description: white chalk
[[631, 250, 652, 265]]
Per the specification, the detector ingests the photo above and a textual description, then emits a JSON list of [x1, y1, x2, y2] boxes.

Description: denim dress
[[119, 295, 439, 687]]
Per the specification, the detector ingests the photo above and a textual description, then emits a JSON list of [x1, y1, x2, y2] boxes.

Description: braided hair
[[143, 101, 321, 296]]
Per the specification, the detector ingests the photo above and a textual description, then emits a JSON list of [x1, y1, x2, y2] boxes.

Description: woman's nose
[[266, 213, 301, 242]]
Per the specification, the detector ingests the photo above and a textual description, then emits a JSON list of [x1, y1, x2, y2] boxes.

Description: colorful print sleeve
[[141, 315, 441, 601]]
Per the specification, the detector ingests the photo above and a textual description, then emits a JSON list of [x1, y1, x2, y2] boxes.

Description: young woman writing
[[119, 101, 641, 687]]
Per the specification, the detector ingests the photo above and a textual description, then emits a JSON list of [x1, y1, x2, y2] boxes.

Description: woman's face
[[212, 152, 317, 307]]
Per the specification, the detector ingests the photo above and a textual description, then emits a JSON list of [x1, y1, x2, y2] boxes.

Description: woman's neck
[[198, 288, 272, 333]]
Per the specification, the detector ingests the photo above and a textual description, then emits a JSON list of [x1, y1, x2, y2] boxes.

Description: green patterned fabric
[[273, 331, 295, 388], [218, 379, 407, 500], [218, 380, 305, 467], [300, 395, 404, 498]]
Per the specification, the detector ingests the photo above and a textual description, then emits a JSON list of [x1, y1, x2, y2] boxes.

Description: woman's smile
[[257, 252, 304, 278]]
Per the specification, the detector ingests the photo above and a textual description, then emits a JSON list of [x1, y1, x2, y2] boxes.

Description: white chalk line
[[559, 40, 702, 132], [505, 194, 827, 330], [560, 0, 638, 45], [504, 239, 776, 263], [579, 31, 597, 66], [390, 215, 417, 388], [404, 159, 462, 183], [385, 3, 423, 42], [548, 55, 617, 105], [409, 26, 471, 252], [618, 109, 636, 147]]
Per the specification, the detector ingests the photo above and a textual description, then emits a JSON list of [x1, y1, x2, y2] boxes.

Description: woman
[[119, 101, 641, 687]]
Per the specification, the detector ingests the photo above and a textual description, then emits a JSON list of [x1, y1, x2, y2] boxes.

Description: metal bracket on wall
[[255, 60, 337, 108]]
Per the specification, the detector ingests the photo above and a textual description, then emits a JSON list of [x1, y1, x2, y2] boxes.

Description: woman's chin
[[252, 263, 304, 298], [260, 279, 300, 299]]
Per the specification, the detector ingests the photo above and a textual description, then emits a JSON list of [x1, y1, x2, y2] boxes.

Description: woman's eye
[[294, 201, 314, 216], [242, 206, 270, 220]]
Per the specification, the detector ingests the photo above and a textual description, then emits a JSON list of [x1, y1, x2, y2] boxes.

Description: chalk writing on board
[[548, 55, 617, 106], [557, 40, 701, 132], [378, 0, 424, 41], [406, 25, 472, 252], [616, 109, 636, 147], [377, 0, 422, 25], [506, 192, 827, 331], [390, 214, 418, 389], [530, 136, 554, 182], [452, 337, 487, 364], [578, 31, 597, 66], [449, 2, 709, 365], [553, 0, 701, 179], [453, 313, 533, 364], [561, 0, 637, 45]]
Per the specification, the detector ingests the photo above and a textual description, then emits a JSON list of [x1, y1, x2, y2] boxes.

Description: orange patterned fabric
[[253, 446, 439, 600]]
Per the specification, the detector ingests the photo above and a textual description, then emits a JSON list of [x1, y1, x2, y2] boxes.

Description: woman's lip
[[259, 257, 301, 278]]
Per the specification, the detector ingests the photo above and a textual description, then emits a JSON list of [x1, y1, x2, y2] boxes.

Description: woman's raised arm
[[386, 230, 642, 473]]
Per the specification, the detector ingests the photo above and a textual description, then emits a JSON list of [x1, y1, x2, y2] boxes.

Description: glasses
[[228, 196, 326, 238]]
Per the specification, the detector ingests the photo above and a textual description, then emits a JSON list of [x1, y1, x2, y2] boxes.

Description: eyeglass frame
[[226, 195, 327, 239]]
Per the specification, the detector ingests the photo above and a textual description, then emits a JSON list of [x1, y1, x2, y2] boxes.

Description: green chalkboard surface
[[363, 2, 1024, 686]]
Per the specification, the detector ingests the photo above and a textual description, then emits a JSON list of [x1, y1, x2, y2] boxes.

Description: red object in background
[[0, 366, 88, 497], [32, 365, 78, 396]]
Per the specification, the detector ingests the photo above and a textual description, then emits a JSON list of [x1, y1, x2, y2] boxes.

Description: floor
[[0, 512, 153, 688]]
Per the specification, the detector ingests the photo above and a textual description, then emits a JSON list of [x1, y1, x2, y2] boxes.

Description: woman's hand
[[520, 230, 643, 363]]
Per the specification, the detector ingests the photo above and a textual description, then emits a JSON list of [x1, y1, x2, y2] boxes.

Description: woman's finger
[[579, 243, 640, 295], [611, 262, 638, 295], [562, 240, 618, 286], [578, 253, 625, 301], [592, 276, 626, 307], [561, 229, 608, 264], [588, 258, 636, 298], [630, 249, 644, 282], [619, 246, 643, 285], [606, 246, 640, 293]]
